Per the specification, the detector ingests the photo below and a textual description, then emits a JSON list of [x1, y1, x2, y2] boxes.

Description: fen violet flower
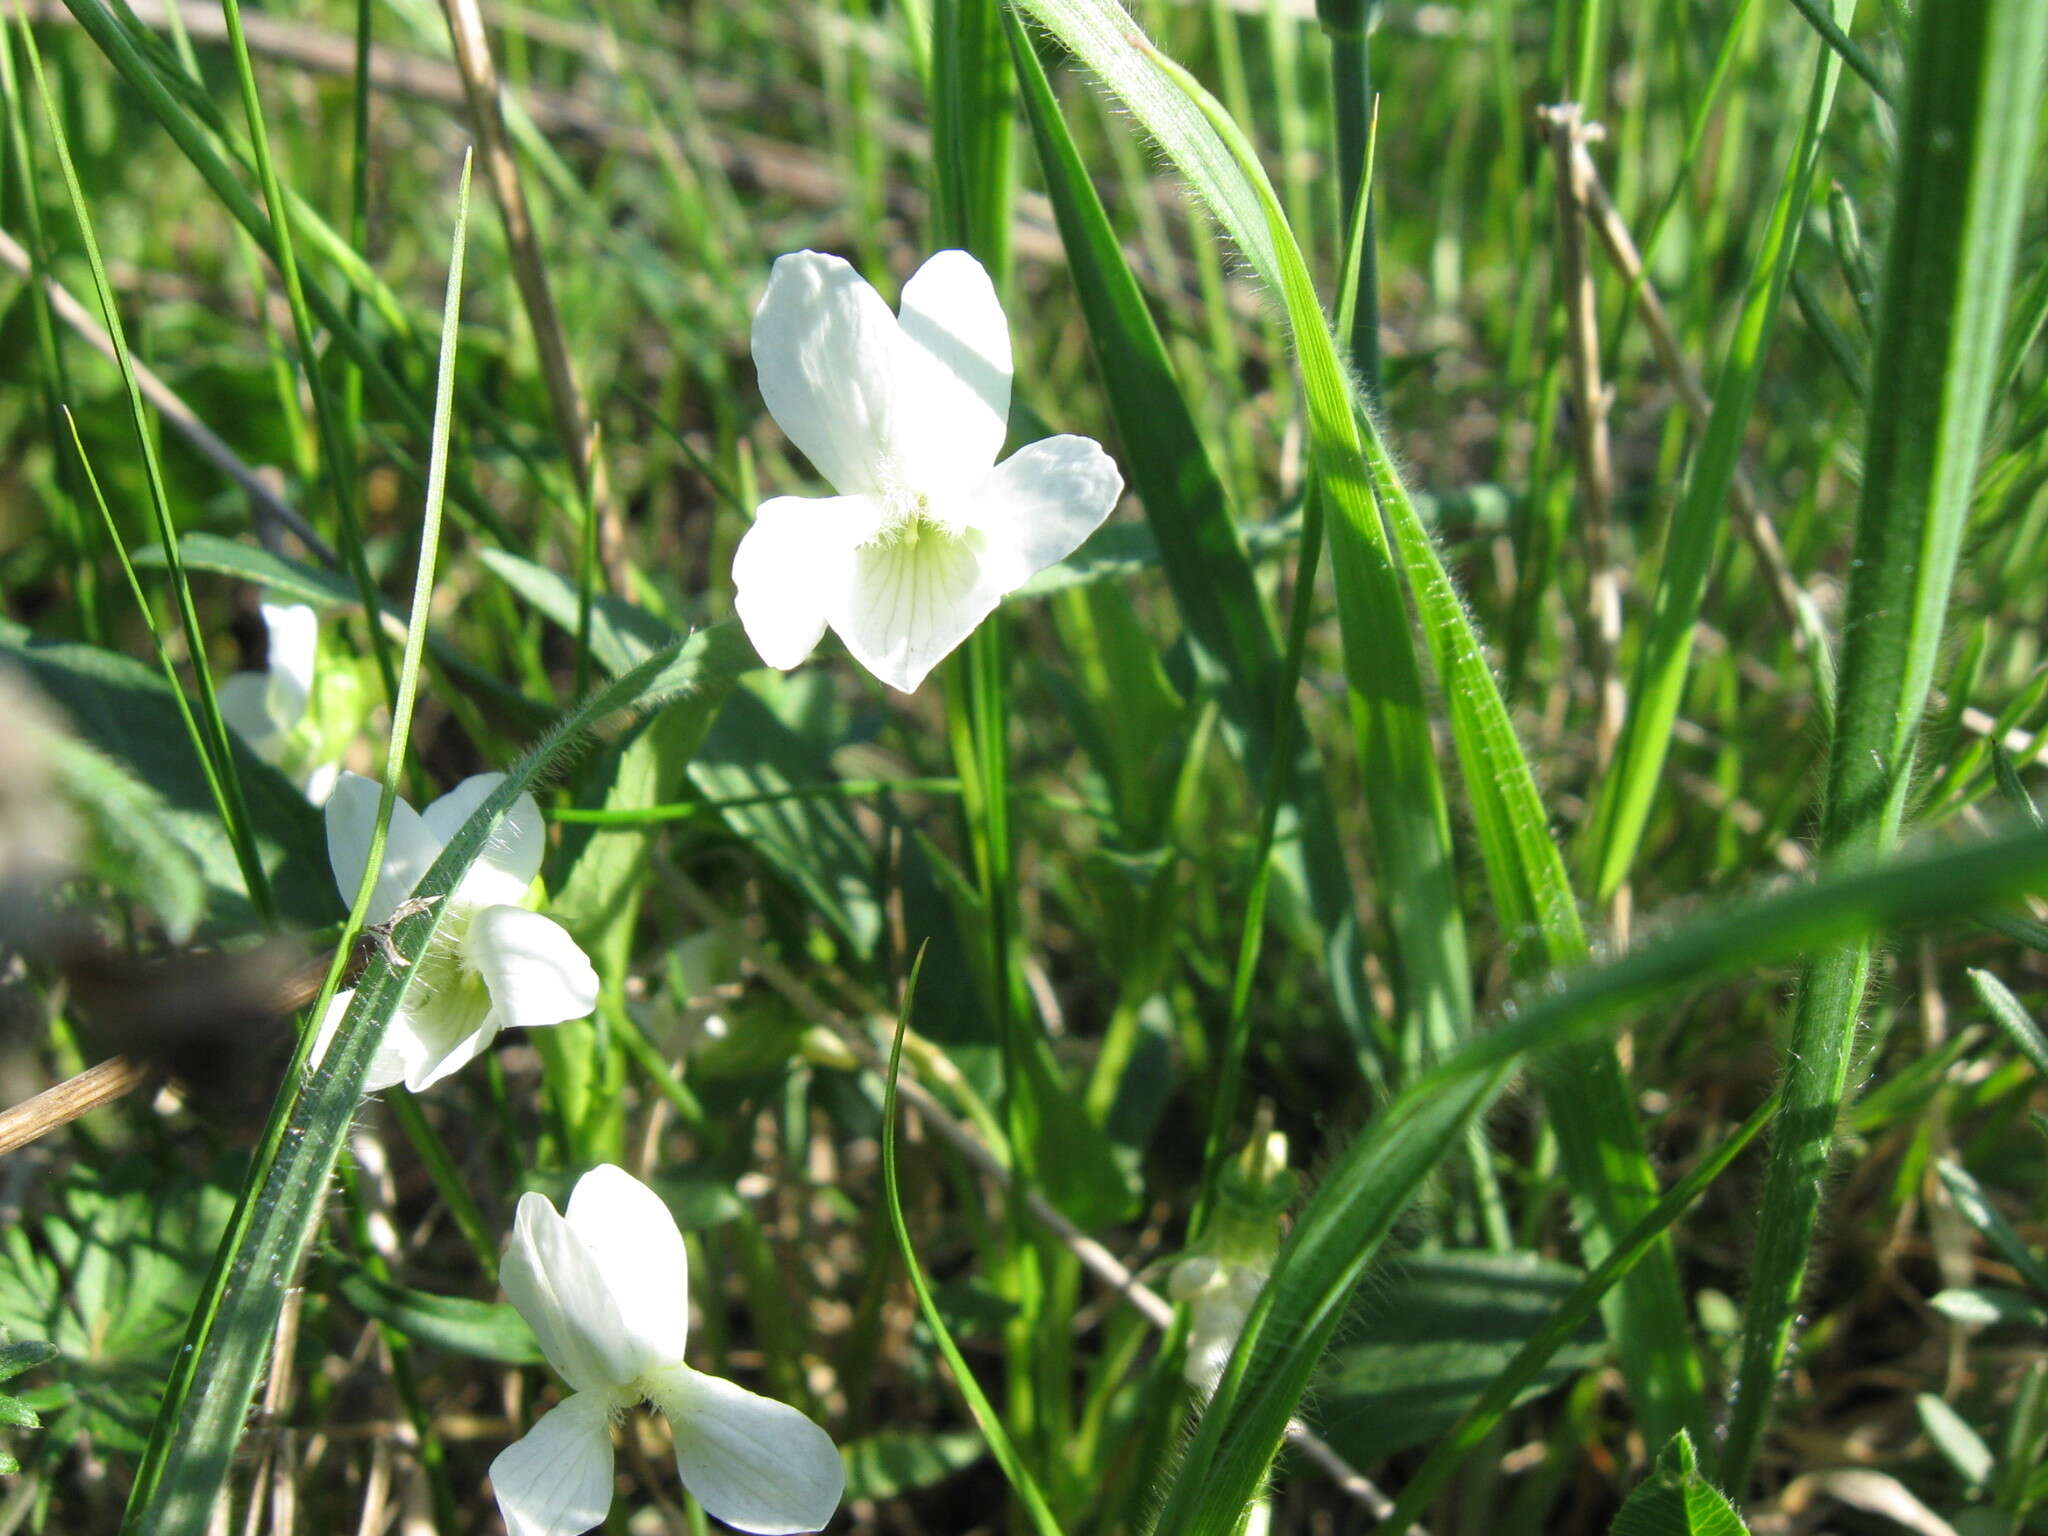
[[217, 600, 342, 803], [490, 1165, 844, 1536], [315, 771, 598, 1093], [733, 248, 1124, 694]]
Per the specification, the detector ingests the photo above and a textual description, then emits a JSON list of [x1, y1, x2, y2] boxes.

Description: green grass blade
[[1005, 19, 1376, 1062], [1584, 0, 1854, 904], [213, 0, 397, 702], [1719, 0, 2048, 1492], [1105, 17, 1477, 1081], [1154, 819, 2048, 1533], [1374, 1088, 1780, 1536], [1012, 0, 1701, 1444], [880, 955, 1063, 1536], [1969, 967, 2048, 1081], [18, 6, 271, 919], [121, 149, 475, 1534]]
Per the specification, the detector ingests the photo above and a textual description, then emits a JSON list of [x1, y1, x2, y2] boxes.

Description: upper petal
[[258, 600, 319, 725], [466, 906, 600, 1034], [831, 530, 1001, 694], [564, 1166, 689, 1369], [957, 435, 1124, 595], [422, 772, 544, 907], [647, 1365, 844, 1535], [752, 251, 904, 497], [731, 495, 877, 672], [501, 1192, 646, 1392], [892, 249, 1012, 494], [324, 772, 440, 924], [488, 1389, 618, 1536]]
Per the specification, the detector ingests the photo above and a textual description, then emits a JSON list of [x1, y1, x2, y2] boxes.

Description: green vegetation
[[0, 0, 2044, 1531]]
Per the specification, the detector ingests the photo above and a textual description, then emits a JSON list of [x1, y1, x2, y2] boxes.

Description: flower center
[[869, 490, 956, 550]]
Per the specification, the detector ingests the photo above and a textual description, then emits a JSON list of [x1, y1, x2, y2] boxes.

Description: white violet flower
[[315, 771, 599, 1093], [218, 600, 341, 802], [490, 1165, 844, 1536], [733, 248, 1124, 693]]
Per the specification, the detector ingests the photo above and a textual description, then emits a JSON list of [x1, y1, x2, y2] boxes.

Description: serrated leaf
[[0, 1342, 55, 1385], [1610, 1432, 1751, 1536]]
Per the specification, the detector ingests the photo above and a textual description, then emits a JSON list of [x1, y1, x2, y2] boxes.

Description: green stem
[[1718, 0, 2048, 1492]]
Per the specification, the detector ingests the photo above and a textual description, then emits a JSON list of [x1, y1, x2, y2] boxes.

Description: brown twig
[[1566, 135, 1812, 645], [0, 1055, 148, 1157], [436, 0, 623, 584], [1541, 104, 1626, 778]]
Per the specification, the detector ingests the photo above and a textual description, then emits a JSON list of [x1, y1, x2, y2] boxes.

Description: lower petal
[[647, 1366, 844, 1535], [960, 434, 1123, 593], [306, 990, 412, 1094], [395, 985, 497, 1093], [489, 1391, 618, 1536], [467, 907, 600, 1033], [833, 528, 999, 693], [732, 495, 873, 671]]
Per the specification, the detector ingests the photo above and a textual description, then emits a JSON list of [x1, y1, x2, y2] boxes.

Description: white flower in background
[[490, 1165, 844, 1536], [315, 771, 598, 1093], [218, 600, 341, 802], [1169, 1252, 1270, 1394], [733, 248, 1124, 693], [1167, 1124, 1296, 1394]]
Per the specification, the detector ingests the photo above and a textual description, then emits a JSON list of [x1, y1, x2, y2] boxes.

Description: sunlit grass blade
[[1008, 0, 1701, 1444], [55, 0, 522, 549], [881, 953, 1063, 1536], [1968, 968, 2048, 1082], [1038, 9, 1478, 1084], [212, 0, 396, 701], [1719, 0, 2048, 1493], [1583, 0, 1854, 904], [1005, 20, 1376, 1063], [17, 5, 271, 919], [120, 149, 476, 1534]]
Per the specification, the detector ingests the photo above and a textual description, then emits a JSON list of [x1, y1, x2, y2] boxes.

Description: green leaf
[[1930, 1287, 2048, 1329], [1009, 0, 1701, 1444], [1610, 1432, 1751, 1536], [840, 1430, 985, 1502], [1917, 1393, 1995, 1493], [1722, 0, 2048, 1489], [40, 730, 207, 943], [0, 626, 334, 928], [1007, 25, 1375, 1057], [1938, 1160, 2048, 1300], [1315, 1251, 1600, 1465], [0, 1343, 55, 1386], [329, 1267, 542, 1365], [1969, 968, 2048, 1080]]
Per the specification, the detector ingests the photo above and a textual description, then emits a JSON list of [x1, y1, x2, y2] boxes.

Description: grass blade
[[1008, 0, 1701, 1444], [1006, 20, 1376, 1061], [1155, 817, 2048, 1533], [1584, 0, 1855, 903], [1719, 0, 2048, 1491]]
